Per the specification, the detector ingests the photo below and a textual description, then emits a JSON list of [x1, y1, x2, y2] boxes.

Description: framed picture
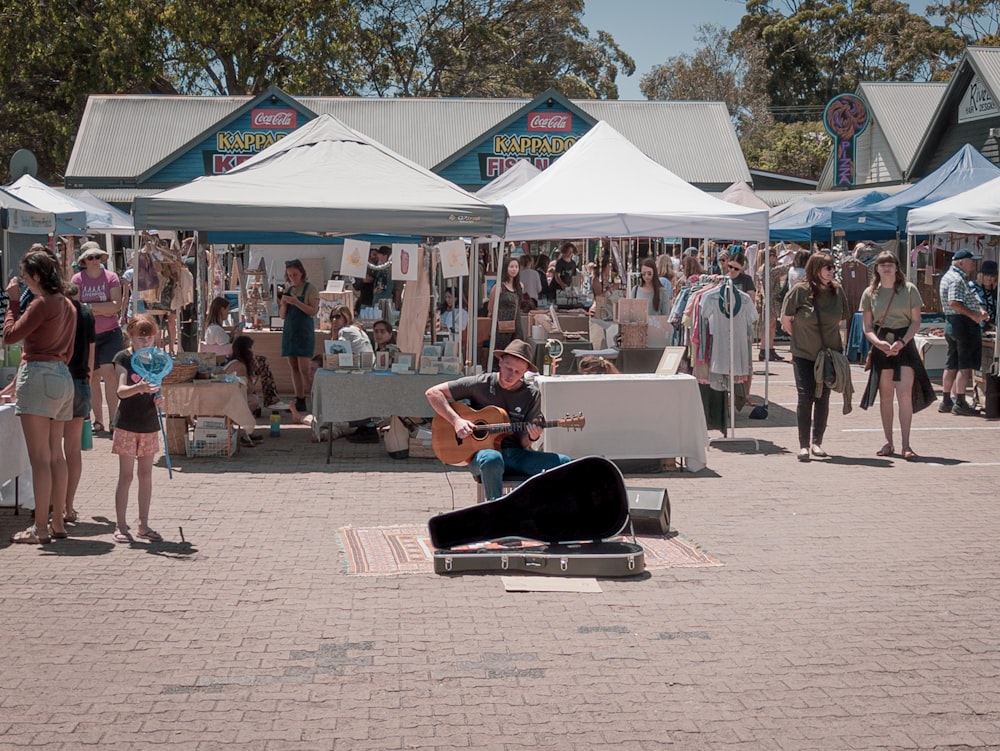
[[394, 352, 415, 369], [325, 279, 345, 293], [324, 339, 351, 355], [655, 346, 686, 376], [439, 357, 462, 375], [421, 344, 444, 359], [419, 360, 440, 375], [374, 351, 391, 371], [340, 238, 370, 278], [392, 243, 419, 281]]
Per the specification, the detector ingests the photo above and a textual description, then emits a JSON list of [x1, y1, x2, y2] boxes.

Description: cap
[[953, 249, 981, 261]]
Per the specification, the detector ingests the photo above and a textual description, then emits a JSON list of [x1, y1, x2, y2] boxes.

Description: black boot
[[294, 396, 307, 412]]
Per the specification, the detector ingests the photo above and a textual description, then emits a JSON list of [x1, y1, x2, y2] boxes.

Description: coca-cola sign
[[251, 108, 297, 129], [527, 111, 572, 132]]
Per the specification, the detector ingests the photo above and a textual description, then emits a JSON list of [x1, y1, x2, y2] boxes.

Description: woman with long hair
[[859, 251, 935, 459], [200, 295, 241, 356], [780, 253, 851, 462], [224, 335, 265, 445], [280, 259, 320, 413], [489, 256, 525, 355], [631, 257, 670, 315], [328, 304, 373, 355], [4, 251, 77, 543]]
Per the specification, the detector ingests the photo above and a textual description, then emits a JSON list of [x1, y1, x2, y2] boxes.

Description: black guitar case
[[428, 455, 629, 548], [428, 456, 644, 578]]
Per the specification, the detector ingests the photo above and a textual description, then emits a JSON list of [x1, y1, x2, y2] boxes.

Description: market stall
[[0, 403, 32, 514]]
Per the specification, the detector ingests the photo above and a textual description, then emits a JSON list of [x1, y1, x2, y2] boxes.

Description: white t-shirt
[[200, 323, 231, 355]]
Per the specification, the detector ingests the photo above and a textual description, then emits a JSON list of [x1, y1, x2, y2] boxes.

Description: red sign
[[527, 111, 572, 132], [212, 153, 254, 174], [251, 108, 297, 129]]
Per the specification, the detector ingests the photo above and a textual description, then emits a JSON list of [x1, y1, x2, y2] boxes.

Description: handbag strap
[[873, 285, 898, 330]]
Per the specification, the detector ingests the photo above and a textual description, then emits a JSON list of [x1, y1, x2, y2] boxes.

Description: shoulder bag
[[863, 286, 897, 372]]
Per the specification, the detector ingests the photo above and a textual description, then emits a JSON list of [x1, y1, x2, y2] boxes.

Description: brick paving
[[2, 352, 999, 750]]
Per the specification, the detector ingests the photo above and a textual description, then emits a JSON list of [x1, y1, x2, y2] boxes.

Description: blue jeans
[[472, 447, 571, 501]]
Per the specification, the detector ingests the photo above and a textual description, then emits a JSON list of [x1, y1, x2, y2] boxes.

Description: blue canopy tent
[[769, 190, 891, 242], [830, 144, 1000, 238]]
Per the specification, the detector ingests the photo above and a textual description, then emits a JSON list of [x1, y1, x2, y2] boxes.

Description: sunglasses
[[822, 264, 835, 271], [331, 314, 343, 320], [727, 264, 742, 271]]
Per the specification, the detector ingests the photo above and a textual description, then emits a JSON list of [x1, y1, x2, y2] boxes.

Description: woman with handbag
[[780, 253, 852, 462], [859, 251, 935, 460], [489, 257, 525, 359]]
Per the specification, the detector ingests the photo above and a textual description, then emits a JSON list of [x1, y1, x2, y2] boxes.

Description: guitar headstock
[[557, 413, 585, 430]]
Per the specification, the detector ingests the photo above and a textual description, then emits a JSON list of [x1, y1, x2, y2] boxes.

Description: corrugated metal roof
[[66, 94, 750, 186], [966, 46, 1000, 96], [859, 82, 947, 168]]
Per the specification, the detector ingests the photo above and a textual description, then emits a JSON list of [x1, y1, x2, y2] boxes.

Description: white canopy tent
[[502, 121, 769, 241], [906, 174, 1000, 236], [133, 114, 507, 238], [8, 175, 116, 232], [475, 160, 541, 203]]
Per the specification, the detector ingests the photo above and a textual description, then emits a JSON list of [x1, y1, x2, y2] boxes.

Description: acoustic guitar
[[432, 403, 585, 466]]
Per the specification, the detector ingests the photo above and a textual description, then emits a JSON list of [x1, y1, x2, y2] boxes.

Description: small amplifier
[[626, 487, 670, 535]]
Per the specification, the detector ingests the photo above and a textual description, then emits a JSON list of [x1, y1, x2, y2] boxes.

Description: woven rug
[[338, 524, 721, 576]]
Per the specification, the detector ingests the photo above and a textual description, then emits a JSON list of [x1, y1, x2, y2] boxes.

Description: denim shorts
[[72, 377, 91, 419], [95, 328, 124, 367], [15, 361, 74, 420]]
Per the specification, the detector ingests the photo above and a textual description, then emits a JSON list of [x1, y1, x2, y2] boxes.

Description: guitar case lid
[[428, 455, 629, 548]]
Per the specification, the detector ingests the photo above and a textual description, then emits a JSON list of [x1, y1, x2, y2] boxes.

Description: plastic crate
[[186, 428, 237, 458]]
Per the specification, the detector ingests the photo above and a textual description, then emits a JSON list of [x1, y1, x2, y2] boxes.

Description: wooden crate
[[164, 417, 191, 455], [619, 322, 648, 349]]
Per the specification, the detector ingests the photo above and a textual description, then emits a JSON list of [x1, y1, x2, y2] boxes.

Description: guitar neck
[[484, 419, 560, 435]]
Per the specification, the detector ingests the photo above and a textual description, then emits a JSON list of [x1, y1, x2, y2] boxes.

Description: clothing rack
[[708, 278, 759, 452]]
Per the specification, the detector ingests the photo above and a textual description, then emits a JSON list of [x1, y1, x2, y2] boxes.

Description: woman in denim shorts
[[3, 251, 77, 544]]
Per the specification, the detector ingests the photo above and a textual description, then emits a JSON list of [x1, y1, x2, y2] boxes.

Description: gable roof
[[817, 82, 946, 189], [66, 91, 751, 191], [909, 46, 1000, 177]]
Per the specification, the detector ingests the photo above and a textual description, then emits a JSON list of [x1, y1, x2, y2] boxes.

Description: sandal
[[113, 529, 134, 543], [11, 525, 52, 544], [64, 510, 79, 523], [902, 448, 918, 461], [92, 421, 105, 433], [876, 443, 894, 457], [137, 528, 163, 542]]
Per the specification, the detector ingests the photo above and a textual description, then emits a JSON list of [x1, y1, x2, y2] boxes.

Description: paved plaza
[[1, 354, 999, 750]]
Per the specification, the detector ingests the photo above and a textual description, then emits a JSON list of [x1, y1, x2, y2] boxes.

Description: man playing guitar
[[425, 339, 570, 501]]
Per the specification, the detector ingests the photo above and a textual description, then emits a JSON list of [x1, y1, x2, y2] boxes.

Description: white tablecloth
[[162, 381, 256, 429], [535, 373, 708, 471], [0, 404, 33, 510], [311, 370, 451, 423]]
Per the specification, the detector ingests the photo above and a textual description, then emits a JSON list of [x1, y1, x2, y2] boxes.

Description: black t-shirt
[[69, 301, 96, 380], [555, 257, 577, 288], [111, 349, 160, 433], [447, 372, 541, 449]]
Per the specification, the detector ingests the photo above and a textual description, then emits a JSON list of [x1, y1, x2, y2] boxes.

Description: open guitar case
[[427, 456, 645, 577]]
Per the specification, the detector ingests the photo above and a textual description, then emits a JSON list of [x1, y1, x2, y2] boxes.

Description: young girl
[[111, 314, 165, 543]]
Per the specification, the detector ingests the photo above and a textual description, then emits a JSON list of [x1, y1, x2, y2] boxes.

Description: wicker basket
[[162, 362, 198, 384]]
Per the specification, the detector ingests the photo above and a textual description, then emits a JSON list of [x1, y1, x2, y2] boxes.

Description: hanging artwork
[[341, 239, 370, 278], [438, 239, 469, 278], [392, 243, 419, 281]]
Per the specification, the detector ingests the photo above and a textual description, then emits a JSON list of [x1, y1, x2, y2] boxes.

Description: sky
[[582, 0, 927, 100]]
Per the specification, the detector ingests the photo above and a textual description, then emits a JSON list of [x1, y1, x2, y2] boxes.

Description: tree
[[733, 0, 962, 121], [0, 0, 172, 182], [354, 0, 635, 98], [159, 0, 363, 95], [928, 0, 1000, 45]]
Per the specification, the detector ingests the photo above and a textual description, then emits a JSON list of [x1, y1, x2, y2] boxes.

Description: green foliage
[[742, 120, 832, 179], [0, 0, 633, 180]]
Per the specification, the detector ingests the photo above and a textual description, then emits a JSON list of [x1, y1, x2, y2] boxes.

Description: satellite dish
[[9, 149, 38, 179]]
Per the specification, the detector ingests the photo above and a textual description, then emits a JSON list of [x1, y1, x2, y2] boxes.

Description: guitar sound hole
[[472, 424, 490, 441]]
